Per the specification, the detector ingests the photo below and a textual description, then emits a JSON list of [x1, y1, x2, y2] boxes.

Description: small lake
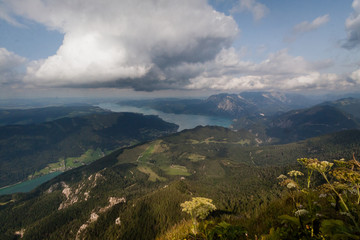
[[97, 103, 233, 131], [0, 103, 232, 195], [0, 172, 62, 196]]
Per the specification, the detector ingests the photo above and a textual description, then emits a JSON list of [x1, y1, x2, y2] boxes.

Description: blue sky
[[0, 0, 360, 99]]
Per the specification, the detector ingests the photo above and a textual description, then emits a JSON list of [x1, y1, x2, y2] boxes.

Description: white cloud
[[343, 0, 360, 49], [293, 15, 330, 34], [187, 48, 354, 92], [350, 69, 360, 83], [0, 48, 26, 85], [285, 14, 330, 42], [0, 2, 23, 27], [230, 0, 269, 21], [1, 0, 358, 94], [2, 0, 238, 90]]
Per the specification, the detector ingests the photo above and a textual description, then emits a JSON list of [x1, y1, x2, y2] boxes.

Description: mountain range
[[120, 93, 360, 143], [120, 92, 318, 118]]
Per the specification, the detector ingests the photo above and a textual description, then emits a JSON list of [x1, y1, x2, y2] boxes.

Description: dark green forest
[[0, 111, 178, 188], [1, 126, 360, 239]]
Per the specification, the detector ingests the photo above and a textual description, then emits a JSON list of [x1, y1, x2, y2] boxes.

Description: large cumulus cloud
[[343, 0, 360, 49], [2, 0, 238, 90]]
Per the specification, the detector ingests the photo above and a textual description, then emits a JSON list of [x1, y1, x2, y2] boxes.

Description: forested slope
[[0, 112, 178, 187], [0, 127, 359, 239]]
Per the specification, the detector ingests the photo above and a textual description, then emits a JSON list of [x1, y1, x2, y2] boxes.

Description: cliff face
[[205, 92, 300, 118], [213, 96, 248, 115], [205, 94, 255, 118]]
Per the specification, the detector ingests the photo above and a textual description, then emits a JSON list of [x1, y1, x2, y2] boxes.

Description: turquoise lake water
[[0, 103, 232, 195], [97, 103, 233, 131], [0, 172, 62, 196]]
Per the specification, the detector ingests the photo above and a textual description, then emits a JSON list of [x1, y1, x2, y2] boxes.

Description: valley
[[2, 1, 360, 238], [0, 172, 62, 196], [0, 109, 178, 189], [0, 93, 360, 239], [1, 124, 360, 239], [97, 102, 233, 131]]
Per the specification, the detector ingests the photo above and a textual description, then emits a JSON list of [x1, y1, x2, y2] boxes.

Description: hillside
[[266, 105, 360, 143], [0, 112, 178, 188], [0, 105, 107, 126], [318, 97, 360, 119], [230, 104, 360, 144], [1, 127, 359, 239]]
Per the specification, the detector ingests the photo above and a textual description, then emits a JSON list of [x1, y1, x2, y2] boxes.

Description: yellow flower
[[180, 197, 216, 220], [277, 174, 287, 180], [288, 170, 304, 177], [294, 209, 309, 216], [287, 182, 297, 189], [304, 159, 333, 173]]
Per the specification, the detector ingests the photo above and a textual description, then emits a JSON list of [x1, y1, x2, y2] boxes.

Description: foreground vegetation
[[166, 156, 360, 239], [260, 156, 360, 239]]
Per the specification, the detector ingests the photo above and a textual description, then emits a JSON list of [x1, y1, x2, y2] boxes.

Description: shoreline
[[0, 171, 62, 195], [0, 180, 25, 190], [0, 170, 61, 190]]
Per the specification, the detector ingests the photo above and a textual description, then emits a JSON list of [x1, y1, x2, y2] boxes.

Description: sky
[[0, 0, 360, 99]]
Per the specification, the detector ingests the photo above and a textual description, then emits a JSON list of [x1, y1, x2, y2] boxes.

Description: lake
[[97, 103, 233, 131], [0, 172, 62, 196], [0, 103, 232, 195]]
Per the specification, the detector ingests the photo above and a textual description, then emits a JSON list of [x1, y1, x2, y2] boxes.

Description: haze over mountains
[[122, 92, 360, 143], [0, 106, 106, 126], [121, 91, 360, 118], [121, 92, 316, 118]]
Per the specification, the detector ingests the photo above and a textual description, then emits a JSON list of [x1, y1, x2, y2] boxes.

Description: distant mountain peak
[[205, 91, 311, 117]]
